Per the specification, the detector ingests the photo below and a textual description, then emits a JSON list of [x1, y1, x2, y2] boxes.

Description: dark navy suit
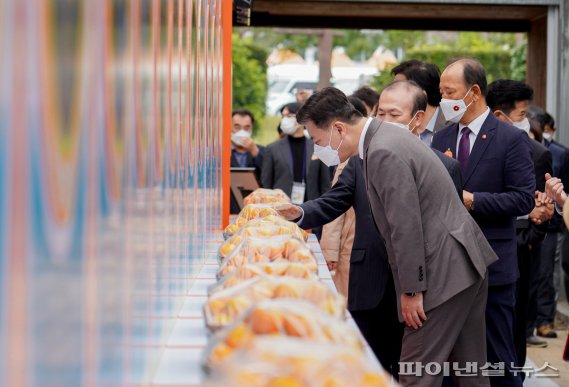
[[432, 112, 535, 387], [299, 157, 402, 378]]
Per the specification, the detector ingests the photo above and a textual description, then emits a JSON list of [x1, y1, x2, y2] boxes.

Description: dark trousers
[[350, 272, 403, 380], [486, 283, 522, 387], [536, 232, 558, 328], [514, 242, 530, 371], [514, 236, 542, 382]]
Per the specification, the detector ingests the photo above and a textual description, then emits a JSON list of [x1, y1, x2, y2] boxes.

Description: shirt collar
[[358, 117, 374, 159], [425, 107, 439, 131], [458, 107, 490, 136]]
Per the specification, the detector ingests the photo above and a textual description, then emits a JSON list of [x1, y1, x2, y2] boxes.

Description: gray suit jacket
[[433, 107, 448, 133], [362, 118, 497, 316], [261, 136, 331, 201]]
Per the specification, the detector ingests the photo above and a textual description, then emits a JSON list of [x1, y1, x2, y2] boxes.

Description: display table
[[151, 234, 379, 385]]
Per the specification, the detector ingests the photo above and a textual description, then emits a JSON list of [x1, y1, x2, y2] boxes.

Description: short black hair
[[381, 80, 428, 116], [451, 58, 488, 97], [296, 87, 363, 128], [348, 96, 369, 117], [283, 102, 301, 115], [526, 105, 558, 131], [352, 86, 379, 111], [487, 80, 533, 114], [391, 60, 442, 107], [232, 109, 255, 124]]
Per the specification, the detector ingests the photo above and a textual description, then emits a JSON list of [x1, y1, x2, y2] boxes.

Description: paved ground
[[525, 302, 569, 386]]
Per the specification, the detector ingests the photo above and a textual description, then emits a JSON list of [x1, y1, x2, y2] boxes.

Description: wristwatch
[[405, 292, 417, 297]]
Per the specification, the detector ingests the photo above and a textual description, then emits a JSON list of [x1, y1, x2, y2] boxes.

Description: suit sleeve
[[260, 146, 274, 189], [473, 131, 536, 217], [449, 160, 463, 199], [369, 149, 427, 293], [299, 158, 355, 230], [535, 148, 553, 192], [518, 147, 553, 247]]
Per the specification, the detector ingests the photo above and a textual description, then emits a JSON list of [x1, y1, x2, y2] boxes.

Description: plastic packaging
[[217, 235, 317, 279], [204, 336, 392, 387], [218, 216, 308, 259], [223, 204, 283, 239], [204, 276, 345, 330], [208, 263, 318, 295], [204, 300, 364, 368], [243, 188, 290, 206]]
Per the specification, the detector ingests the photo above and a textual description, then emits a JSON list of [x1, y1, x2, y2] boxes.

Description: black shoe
[[536, 324, 558, 338], [526, 335, 548, 347]]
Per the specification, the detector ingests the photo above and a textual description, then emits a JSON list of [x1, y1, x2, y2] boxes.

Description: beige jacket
[[320, 159, 355, 298]]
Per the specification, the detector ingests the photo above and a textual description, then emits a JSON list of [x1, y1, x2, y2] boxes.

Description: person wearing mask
[[261, 102, 330, 236], [391, 60, 446, 145], [375, 80, 462, 198], [526, 106, 569, 341], [317, 95, 369, 295], [487, 80, 554, 370], [292, 86, 498, 387], [431, 59, 535, 387], [352, 86, 380, 115], [230, 109, 265, 213]]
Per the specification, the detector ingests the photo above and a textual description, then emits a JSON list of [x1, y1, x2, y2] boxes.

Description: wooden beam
[[527, 14, 547, 109], [253, 1, 547, 21]]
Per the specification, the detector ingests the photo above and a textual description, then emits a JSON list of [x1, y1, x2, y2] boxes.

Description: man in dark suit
[[376, 80, 462, 198], [432, 59, 535, 387], [391, 60, 447, 145], [230, 109, 265, 213], [487, 79, 554, 370], [295, 87, 498, 386], [527, 106, 569, 341]]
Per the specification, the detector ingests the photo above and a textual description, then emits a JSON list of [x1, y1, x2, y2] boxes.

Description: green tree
[[232, 32, 268, 132], [511, 42, 527, 81]]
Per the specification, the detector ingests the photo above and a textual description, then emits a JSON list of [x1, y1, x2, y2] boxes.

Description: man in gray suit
[[297, 87, 498, 386]]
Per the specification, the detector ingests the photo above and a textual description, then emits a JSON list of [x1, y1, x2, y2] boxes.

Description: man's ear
[[415, 111, 425, 127], [492, 110, 509, 124]]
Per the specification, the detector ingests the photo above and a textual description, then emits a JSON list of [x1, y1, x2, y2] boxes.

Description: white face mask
[[314, 126, 343, 167], [385, 111, 421, 132], [511, 117, 530, 134], [231, 129, 251, 146], [542, 132, 553, 141], [440, 87, 474, 123], [280, 116, 298, 135]]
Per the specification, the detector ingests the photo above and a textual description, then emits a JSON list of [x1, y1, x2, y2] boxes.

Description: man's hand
[[530, 191, 554, 224], [327, 261, 338, 271], [274, 202, 303, 221], [240, 137, 259, 157], [545, 173, 567, 208], [462, 190, 474, 211], [401, 292, 427, 330]]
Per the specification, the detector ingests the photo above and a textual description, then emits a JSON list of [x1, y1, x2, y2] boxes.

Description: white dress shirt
[[358, 117, 374, 159]]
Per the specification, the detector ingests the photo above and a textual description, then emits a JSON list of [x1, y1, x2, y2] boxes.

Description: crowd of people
[[230, 58, 569, 386]]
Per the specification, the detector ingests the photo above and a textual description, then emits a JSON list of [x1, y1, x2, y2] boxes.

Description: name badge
[[291, 182, 306, 205]]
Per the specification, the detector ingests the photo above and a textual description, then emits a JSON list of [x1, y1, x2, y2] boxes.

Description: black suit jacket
[[517, 139, 552, 247], [261, 136, 330, 202], [299, 157, 389, 311], [432, 113, 536, 286]]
